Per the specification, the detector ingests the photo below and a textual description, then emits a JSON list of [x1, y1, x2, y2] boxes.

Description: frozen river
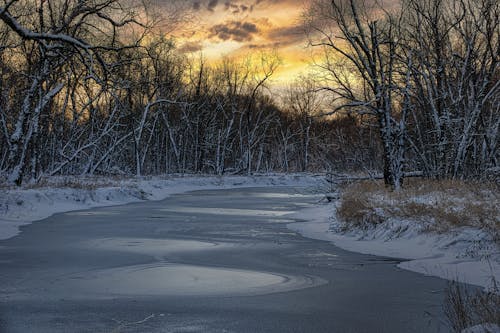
[[0, 187, 448, 332]]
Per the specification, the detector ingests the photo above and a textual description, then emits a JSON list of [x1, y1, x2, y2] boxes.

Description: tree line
[[0, 0, 382, 185], [307, 0, 498, 189], [0, 0, 497, 189]]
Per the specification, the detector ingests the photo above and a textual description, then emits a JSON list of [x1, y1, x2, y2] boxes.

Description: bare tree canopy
[[305, 0, 499, 188], [0, 0, 496, 187]]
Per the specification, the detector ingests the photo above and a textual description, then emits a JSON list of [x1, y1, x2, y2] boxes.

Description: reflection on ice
[[65, 211, 119, 216], [56, 263, 326, 297], [83, 238, 223, 255], [161, 206, 294, 217], [252, 193, 322, 199]]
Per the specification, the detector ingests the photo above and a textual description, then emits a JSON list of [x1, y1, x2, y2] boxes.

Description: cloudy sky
[[170, 0, 311, 85]]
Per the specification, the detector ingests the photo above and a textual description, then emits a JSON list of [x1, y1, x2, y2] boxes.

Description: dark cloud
[[251, 0, 304, 6], [246, 42, 280, 49], [190, 0, 220, 11], [266, 25, 306, 46], [207, 0, 219, 11], [209, 20, 260, 42], [189, 0, 304, 13], [256, 25, 306, 48], [179, 41, 204, 53], [222, 1, 259, 13], [224, 1, 247, 13], [242, 25, 306, 50]]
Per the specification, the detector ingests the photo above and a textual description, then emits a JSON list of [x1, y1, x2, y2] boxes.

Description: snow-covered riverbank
[[0, 174, 325, 240], [288, 202, 499, 290]]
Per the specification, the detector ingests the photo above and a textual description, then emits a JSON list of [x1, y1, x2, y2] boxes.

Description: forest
[[0, 0, 497, 188]]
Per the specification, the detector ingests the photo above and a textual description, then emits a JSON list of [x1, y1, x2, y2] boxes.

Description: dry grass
[[336, 191, 384, 231], [336, 178, 500, 239], [25, 177, 112, 190], [0, 175, 131, 190], [444, 277, 500, 332]]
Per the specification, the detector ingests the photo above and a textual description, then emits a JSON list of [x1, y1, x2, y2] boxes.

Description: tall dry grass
[[444, 277, 500, 332], [336, 179, 500, 241]]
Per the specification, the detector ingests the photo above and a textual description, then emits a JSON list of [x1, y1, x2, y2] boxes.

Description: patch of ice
[[83, 238, 223, 256], [44, 263, 327, 298]]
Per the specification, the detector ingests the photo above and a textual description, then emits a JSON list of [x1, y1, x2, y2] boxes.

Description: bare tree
[[0, 0, 146, 184], [284, 76, 324, 171], [241, 52, 281, 174], [306, 0, 410, 189], [402, 0, 499, 179]]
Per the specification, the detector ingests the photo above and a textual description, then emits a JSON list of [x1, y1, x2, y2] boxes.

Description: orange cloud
[[175, 0, 385, 86], [161, 0, 401, 87]]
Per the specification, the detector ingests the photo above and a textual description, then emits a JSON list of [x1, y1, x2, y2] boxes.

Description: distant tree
[[241, 52, 281, 175], [284, 76, 324, 172]]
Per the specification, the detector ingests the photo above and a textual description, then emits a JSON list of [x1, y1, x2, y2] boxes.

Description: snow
[[288, 203, 500, 290], [1, 173, 498, 290], [0, 173, 324, 240], [462, 324, 500, 333]]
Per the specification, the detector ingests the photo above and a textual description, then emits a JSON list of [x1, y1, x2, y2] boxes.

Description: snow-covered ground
[[288, 202, 500, 290], [0, 174, 325, 241], [1, 173, 498, 292], [462, 324, 500, 333]]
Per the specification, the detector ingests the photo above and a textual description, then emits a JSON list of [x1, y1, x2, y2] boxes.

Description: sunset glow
[[172, 0, 311, 86]]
